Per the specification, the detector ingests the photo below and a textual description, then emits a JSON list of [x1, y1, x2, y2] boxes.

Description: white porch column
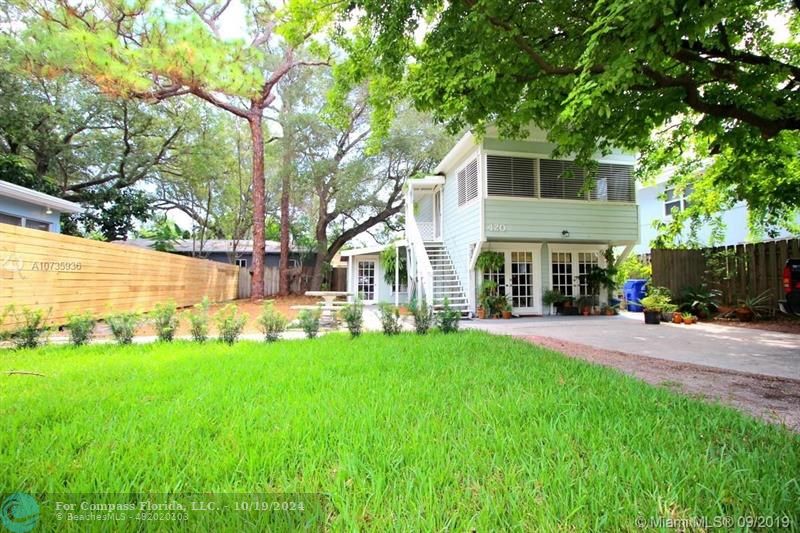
[[347, 255, 353, 302], [394, 242, 400, 307]]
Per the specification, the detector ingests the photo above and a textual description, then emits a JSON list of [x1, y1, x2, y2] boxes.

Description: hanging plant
[[475, 251, 504, 272], [380, 245, 408, 286]]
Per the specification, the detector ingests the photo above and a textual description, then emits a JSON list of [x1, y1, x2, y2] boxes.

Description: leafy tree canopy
[[342, 0, 800, 241]]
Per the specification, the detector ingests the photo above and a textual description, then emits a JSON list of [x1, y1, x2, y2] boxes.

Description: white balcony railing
[[405, 204, 434, 306], [417, 221, 435, 241]]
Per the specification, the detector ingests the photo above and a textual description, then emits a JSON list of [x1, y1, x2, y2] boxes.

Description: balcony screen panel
[[595, 163, 634, 202], [539, 159, 586, 200], [486, 155, 536, 197]]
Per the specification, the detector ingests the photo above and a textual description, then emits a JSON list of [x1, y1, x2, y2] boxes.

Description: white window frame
[[234, 258, 247, 268], [663, 185, 692, 216], [0, 210, 51, 231]]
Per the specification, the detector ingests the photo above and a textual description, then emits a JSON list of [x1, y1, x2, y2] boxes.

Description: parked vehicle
[[779, 258, 800, 316]]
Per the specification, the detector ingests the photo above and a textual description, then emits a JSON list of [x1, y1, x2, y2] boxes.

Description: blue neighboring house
[[118, 239, 305, 269], [0, 180, 83, 232]]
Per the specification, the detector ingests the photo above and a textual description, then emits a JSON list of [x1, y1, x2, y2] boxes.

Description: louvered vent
[[457, 158, 479, 206], [540, 159, 586, 200], [487, 155, 536, 197]]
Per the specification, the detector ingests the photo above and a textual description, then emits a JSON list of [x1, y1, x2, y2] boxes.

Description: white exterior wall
[[636, 182, 800, 254], [346, 253, 409, 305]]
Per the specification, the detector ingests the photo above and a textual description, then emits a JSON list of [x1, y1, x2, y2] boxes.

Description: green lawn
[[1, 331, 798, 530]]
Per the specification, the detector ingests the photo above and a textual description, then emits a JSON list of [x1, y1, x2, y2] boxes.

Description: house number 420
[[487, 223, 506, 232]]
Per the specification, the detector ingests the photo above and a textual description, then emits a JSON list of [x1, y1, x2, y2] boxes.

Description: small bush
[[408, 299, 433, 335], [106, 311, 141, 345], [378, 303, 402, 335], [340, 299, 364, 338], [436, 298, 460, 334], [10, 306, 50, 349], [151, 300, 180, 342], [0, 304, 14, 341], [186, 297, 211, 343], [215, 304, 247, 345], [258, 301, 288, 342], [65, 312, 96, 346], [298, 309, 321, 339]]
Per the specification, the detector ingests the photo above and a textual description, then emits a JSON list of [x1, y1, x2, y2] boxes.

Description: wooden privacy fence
[[1, 224, 239, 324], [237, 266, 315, 299], [651, 237, 800, 308]]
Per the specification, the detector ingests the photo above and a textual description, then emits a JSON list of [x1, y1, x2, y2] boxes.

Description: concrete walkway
[[463, 312, 800, 380]]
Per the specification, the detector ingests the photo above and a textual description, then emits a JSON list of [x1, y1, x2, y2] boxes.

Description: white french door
[[549, 248, 602, 302], [482, 246, 541, 315], [356, 260, 377, 303]]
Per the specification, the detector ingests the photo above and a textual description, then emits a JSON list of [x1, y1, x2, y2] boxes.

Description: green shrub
[[65, 312, 96, 346], [614, 254, 652, 287], [10, 306, 50, 349], [106, 311, 141, 345], [298, 309, 322, 339], [0, 304, 13, 341], [408, 299, 433, 335], [215, 304, 247, 345], [151, 300, 179, 342], [257, 301, 288, 342], [339, 299, 364, 338], [436, 298, 460, 334], [186, 297, 211, 343], [378, 303, 402, 335]]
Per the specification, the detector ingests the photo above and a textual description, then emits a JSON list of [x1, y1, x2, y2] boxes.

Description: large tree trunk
[[278, 140, 292, 296], [248, 113, 266, 300], [309, 217, 329, 291]]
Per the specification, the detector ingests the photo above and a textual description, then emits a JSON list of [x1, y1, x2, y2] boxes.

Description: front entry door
[[550, 250, 600, 301], [503, 250, 538, 315], [356, 260, 376, 303], [481, 247, 542, 315]]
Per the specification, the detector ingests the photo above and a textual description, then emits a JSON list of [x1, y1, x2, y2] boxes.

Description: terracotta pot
[[683, 317, 694, 325], [672, 312, 683, 324], [605, 309, 615, 316], [502, 310, 512, 319], [735, 308, 754, 322], [477, 308, 486, 320]]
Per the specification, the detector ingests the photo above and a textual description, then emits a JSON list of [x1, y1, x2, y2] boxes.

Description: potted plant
[[681, 312, 695, 324], [735, 290, 771, 322], [640, 290, 672, 325], [543, 289, 565, 314], [501, 299, 512, 319], [672, 310, 683, 324], [478, 280, 499, 319], [576, 296, 592, 316]]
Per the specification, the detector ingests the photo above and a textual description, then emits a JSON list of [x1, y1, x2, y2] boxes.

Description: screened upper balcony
[[484, 155, 635, 203]]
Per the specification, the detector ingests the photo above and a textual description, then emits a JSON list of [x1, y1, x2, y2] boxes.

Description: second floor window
[[664, 185, 693, 215], [457, 159, 478, 206]]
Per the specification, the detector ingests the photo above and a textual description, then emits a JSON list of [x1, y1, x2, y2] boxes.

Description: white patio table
[[304, 291, 352, 325]]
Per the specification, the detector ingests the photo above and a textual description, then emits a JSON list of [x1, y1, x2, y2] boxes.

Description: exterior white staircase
[[424, 242, 470, 315]]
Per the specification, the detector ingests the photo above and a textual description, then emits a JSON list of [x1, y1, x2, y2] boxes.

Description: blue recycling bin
[[623, 279, 648, 312]]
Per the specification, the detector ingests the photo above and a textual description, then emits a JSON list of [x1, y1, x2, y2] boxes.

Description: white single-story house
[[0, 180, 82, 232], [341, 241, 409, 305]]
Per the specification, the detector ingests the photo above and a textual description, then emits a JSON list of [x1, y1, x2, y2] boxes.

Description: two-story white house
[[345, 128, 639, 316]]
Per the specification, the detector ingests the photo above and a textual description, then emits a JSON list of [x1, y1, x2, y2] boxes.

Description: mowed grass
[[1, 331, 798, 530]]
